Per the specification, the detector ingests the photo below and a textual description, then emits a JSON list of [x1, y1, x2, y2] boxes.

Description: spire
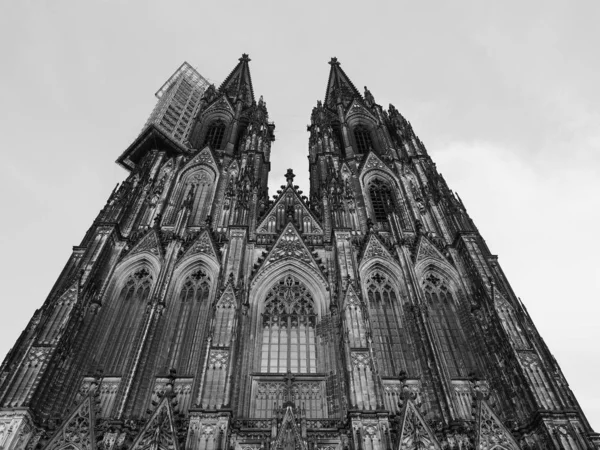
[[324, 57, 362, 110], [219, 53, 255, 106]]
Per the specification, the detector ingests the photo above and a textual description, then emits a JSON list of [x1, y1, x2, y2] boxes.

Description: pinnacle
[[285, 168, 296, 186], [329, 56, 340, 66]]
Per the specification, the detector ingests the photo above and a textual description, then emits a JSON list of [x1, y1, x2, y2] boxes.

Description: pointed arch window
[[369, 179, 394, 224], [422, 273, 475, 378], [260, 276, 317, 374], [104, 268, 153, 374], [185, 170, 214, 226], [168, 269, 212, 374], [366, 271, 415, 377], [354, 125, 373, 153], [204, 121, 226, 150]]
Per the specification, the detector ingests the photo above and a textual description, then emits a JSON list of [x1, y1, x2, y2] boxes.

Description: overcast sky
[[0, 1, 598, 430]]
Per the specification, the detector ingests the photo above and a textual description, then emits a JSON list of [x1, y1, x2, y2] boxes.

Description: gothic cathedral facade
[[0, 56, 597, 450]]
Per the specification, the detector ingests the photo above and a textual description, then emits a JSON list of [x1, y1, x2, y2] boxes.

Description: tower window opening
[[354, 125, 372, 153], [204, 121, 226, 150], [369, 179, 393, 223], [235, 124, 248, 154]]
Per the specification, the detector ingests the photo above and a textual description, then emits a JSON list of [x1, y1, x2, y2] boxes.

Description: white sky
[[0, 1, 598, 430]]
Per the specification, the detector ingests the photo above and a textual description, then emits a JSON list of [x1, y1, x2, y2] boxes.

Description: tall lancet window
[[260, 276, 317, 374], [204, 121, 226, 150], [369, 179, 394, 224], [422, 273, 475, 378], [105, 268, 153, 374], [185, 170, 214, 226], [354, 125, 373, 153], [168, 269, 212, 374], [366, 271, 414, 376]]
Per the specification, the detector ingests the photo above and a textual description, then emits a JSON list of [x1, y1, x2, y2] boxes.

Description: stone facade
[[1, 55, 598, 450]]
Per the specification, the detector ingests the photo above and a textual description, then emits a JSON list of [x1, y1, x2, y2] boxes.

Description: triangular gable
[[130, 397, 179, 450], [200, 94, 235, 117], [343, 285, 362, 309], [225, 159, 240, 175], [474, 400, 520, 450], [216, 283, 236, 308], [256, 187, 323, 234], [259, 223, 322, 272], [56, 280, 79, 306], [397, 400, 442, 450], [359, 151, 395, 177], [345, 98, 378, 122], [181, 147, 219, 174], [179, 230, 219, 263], [340, 162, 355, 179], [128, 230, 163, 259], [360, 233, 394, 265], [273, 406, 307, 450], [415, 236, 446, 264], [44, 394, 96, 450]]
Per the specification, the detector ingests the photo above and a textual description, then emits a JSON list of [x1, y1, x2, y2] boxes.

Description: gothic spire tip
[[329, 57, 340, 66], [240, 53, 251, 62]]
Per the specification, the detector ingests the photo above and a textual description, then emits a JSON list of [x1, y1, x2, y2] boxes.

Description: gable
[[256, 187, 323, 235], [130, 397, 179, 450], [201, 94, 235, 117], [342, 284, 362, 309], [178, 230, 219, 264], [126, 230, 163, 260], [414, 235, 447, 264], [359, 233, 394, 265], [216, 283, 236, 308], [44, 394, 96, 450], [359, 151, 395, 179], [272, 406, 307, 450], [345, 98, 378, 122], [397, 400, 442, 450], [475, 400, 520, 450], [260, 223, 321, 271], [180, 147, 219, 176]]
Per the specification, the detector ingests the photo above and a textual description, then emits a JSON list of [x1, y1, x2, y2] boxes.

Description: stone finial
[[285, 169, 296, 186]]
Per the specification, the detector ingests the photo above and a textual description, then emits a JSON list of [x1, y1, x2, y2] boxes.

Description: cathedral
[[0, 55, 597, 450]]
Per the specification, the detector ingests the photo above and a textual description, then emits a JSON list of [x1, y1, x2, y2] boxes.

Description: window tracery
[[104, 268, 153, 374], [168, 269, 212, 374], [368, 179, 393, 224], [366, 271, 415, 376], [354, 125, 373, 153], [422, 272, 474, 378], [183, 170, 214, 226], [204, 121, 226, 150], [260, 276, 317, 374]]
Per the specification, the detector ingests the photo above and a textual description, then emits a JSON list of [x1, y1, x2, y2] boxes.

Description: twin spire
[[217, 54, 367, 110]]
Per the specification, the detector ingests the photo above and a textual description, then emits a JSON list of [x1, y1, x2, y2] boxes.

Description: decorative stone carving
[[45, 394, 97, 450], [126, 230, 162, 258], [397, 400, 442, 450], [474, 400, 520, 450], [179, 230, 219, 262], [130, 398, 179, 450]]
